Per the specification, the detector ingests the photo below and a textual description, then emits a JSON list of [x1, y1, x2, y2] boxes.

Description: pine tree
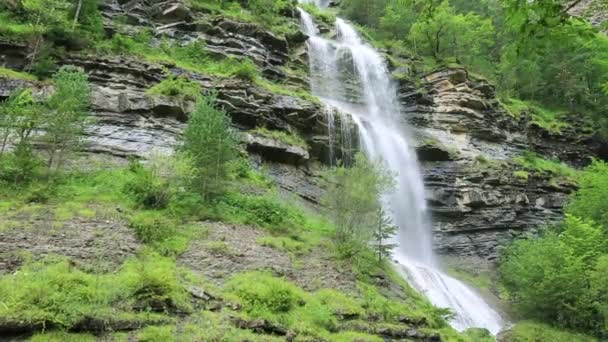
[[182, 93, 237, 201], [372, 207, 398, 262]]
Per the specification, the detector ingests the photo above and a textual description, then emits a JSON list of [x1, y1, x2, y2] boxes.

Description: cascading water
[[297, 5, 505, 335]]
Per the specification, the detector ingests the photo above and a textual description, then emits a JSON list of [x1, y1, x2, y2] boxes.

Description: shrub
[[323, 153, 395, 259], [146, 76, 202, 101], [123, 153, 194, 209], [503, 321, 597, 342], [119, 251, 191, 313], [137, 325, 175, 342], [567, 160, 608, 228], [499, 215, 608, 334], [218, 192, 304, 233], [129, 211, 178, 244], [224, 272, 304, 317]]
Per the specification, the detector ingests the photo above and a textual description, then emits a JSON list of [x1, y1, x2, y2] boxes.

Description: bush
[[323, 153, 395, 259], [503, 321, 597, 342], [224, 272, 304, 316], [146, 76, 202, 101], [218, 192, 304, 233], [119, 251, 191, 313], [129, 211, 178, 244], [137, 326, 175, 342], [499, 215, 608, 334], [0, 251, 194, 332], [123, 153, 194, 209], [567, 160, 608, 228]]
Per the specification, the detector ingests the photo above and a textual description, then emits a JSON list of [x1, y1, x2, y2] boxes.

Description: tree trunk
[[72, 0, 83, 30]]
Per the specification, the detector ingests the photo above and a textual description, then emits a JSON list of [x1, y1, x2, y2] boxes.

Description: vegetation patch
[[146, 76, 202, 101], [502, 98, 569, 133], [513, 151, 577, 182], [252, 127, 308, 148], [0, 252, 188, 332], [0, 67, 37, 81]]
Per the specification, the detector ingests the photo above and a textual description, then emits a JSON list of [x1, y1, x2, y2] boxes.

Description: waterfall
[[297, 5, 505, 335]]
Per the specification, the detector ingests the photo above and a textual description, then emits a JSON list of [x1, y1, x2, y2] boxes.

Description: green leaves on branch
[[323, 153, 396, 260], [182, 93, 238, 201]]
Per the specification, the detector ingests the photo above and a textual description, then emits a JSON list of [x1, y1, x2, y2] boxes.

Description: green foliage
[[137, 325, 175, 342], [218, 192, 304, 233], [409, 1, 494, 70], [0, 88, 44, 184], [323, 153, 395, 259], [129, 211, 178, 245], [43, 66, 91, 172], [513, 151, 577, 181], [0, 67, 37, 81], [123, 153, 194, 210], [567, 160, 608, 228], [499, 215, 608, 335], [30, 331, 96, 342], [0, 252, 185, 330], [147, 76, 202, 101], [501, 98, 569, 133], [224, 271, 304, 316], [251, 127, 308, 148], [372, 207, 397, 262], [504, 321, 597, 342], [182, 94, 238, 200]]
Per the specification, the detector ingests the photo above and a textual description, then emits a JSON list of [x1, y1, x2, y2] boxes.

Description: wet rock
[[244, 133, 310, 165]]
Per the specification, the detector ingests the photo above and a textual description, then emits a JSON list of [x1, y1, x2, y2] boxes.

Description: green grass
[[0, 12, 40, 42], [513, 151, 578, 182], [502, 98, 569, 133], [0, 67, 37, 81], [95, 34, 316, 102], [257, 235, 310, 254], [0, 251, 186, 330], [252, 127, 308, 148], [146, 76, 202, 101], [299, 3, 337, 25], [30, 331, 96, 342], [504, 321, 597, 342]]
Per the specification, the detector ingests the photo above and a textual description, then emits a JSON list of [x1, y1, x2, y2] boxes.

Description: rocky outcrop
[[401, 67, 593, 262]]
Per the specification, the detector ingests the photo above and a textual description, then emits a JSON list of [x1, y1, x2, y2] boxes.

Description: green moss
[[0, 67, 37, 81], [513, 151, 577, 181], [513, 170, 530, 181], [252, 127, 308, 148], [505, 321, 597, 342], [30, 331, 96, 342], [501, 98, 569, 133], [146, 76, 202, 101]]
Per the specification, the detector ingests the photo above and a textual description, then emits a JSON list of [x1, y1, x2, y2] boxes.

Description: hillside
[[1, 0, 608, 341]]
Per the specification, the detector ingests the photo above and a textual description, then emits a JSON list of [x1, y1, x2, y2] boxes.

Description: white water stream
[[297, 5, 504, 335]]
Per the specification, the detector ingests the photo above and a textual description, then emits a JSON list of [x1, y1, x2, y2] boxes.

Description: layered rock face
[[400, 68, 599, 262], [0, 0, 603, 266]]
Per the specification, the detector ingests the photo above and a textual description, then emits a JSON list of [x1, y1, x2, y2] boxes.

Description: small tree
[[323, 153, 395, 259], [0, 89, 44, 184], [182, 93, 237, 201], [43, 66, 91, 172], [373, 207, 398, 262]]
